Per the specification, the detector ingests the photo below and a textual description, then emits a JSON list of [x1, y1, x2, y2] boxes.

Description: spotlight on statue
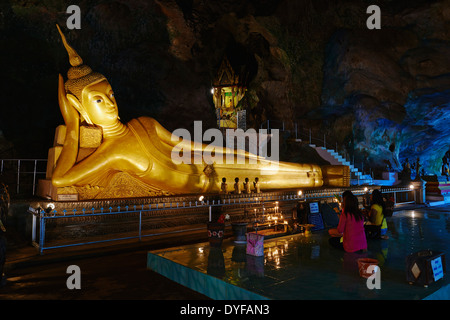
[[45, 203, 55, 213]]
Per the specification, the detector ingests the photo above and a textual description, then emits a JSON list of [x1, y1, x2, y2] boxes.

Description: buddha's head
[[57, 25, 119, 127]]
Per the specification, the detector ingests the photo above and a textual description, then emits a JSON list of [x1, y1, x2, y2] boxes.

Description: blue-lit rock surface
[[400, 89, 450, 175], [320, 9, 450, 175]]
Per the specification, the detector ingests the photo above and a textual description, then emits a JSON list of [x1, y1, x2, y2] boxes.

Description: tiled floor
[[148, 205, 450, 300]]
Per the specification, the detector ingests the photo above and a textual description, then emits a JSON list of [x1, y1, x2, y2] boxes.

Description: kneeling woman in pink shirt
[[329, 193, 367, 253]]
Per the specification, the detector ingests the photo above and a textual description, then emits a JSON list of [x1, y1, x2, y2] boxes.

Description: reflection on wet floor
[[148, 206, 450, 300]]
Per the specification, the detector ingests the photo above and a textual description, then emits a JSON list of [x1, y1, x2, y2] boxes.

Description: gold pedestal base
[[37, 172, 173, 201]]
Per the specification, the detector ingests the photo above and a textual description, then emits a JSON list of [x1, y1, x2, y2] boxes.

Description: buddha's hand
[[52, 75, 80, 184], [58, 74, 79, 126]]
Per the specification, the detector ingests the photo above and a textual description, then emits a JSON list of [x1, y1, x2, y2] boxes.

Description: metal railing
[[0, 159, 47, 196], [29, 192, 304, 254], [28, 186, 415, 254], [381, 187, 417, 205], [260, 120, 353, 165], [261, 120, 390, 180], [261, 120, 331, 148]]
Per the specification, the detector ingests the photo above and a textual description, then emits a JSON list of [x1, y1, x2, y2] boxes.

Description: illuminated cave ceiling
[[1, 0, 450, 176]]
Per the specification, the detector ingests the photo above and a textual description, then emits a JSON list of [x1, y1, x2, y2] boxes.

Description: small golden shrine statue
[[212, 56, 248, 130]]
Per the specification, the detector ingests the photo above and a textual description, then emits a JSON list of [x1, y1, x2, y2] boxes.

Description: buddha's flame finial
[[56, 24, 105, 101], [56, 24, 83, 67]]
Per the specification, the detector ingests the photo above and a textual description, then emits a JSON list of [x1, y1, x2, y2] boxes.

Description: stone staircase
[[311, 145, 374, 186]]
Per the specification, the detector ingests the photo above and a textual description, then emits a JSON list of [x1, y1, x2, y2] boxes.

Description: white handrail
[[0, 159, 47, 195]]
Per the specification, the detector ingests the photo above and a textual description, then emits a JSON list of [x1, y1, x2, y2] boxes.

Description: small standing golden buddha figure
[[244, 177, 252, 194], [220, 178, 228, 194], [234, 177, 241, 194]]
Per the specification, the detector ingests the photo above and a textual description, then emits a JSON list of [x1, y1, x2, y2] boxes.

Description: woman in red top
[[329, 193, 367, 253]]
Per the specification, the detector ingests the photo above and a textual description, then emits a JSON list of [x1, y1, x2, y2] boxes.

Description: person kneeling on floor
[[364, 189, 388, 239], [328, 192, 367, 253]]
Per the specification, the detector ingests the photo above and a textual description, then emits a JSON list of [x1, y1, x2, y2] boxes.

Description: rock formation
[[320, 0, 450, 176], [1, 0, 450, 179]]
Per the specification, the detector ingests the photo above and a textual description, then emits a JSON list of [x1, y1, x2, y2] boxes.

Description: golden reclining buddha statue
[[37, 25, 349, 201]]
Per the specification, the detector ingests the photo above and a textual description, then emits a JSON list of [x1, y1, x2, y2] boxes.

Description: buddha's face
[[81, 79, 118, 126]]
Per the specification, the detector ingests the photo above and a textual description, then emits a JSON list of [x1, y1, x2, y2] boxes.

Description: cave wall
[[320, 0, 450, 175], [1, 0, 450, 177], [1, 0, 292, 158]]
